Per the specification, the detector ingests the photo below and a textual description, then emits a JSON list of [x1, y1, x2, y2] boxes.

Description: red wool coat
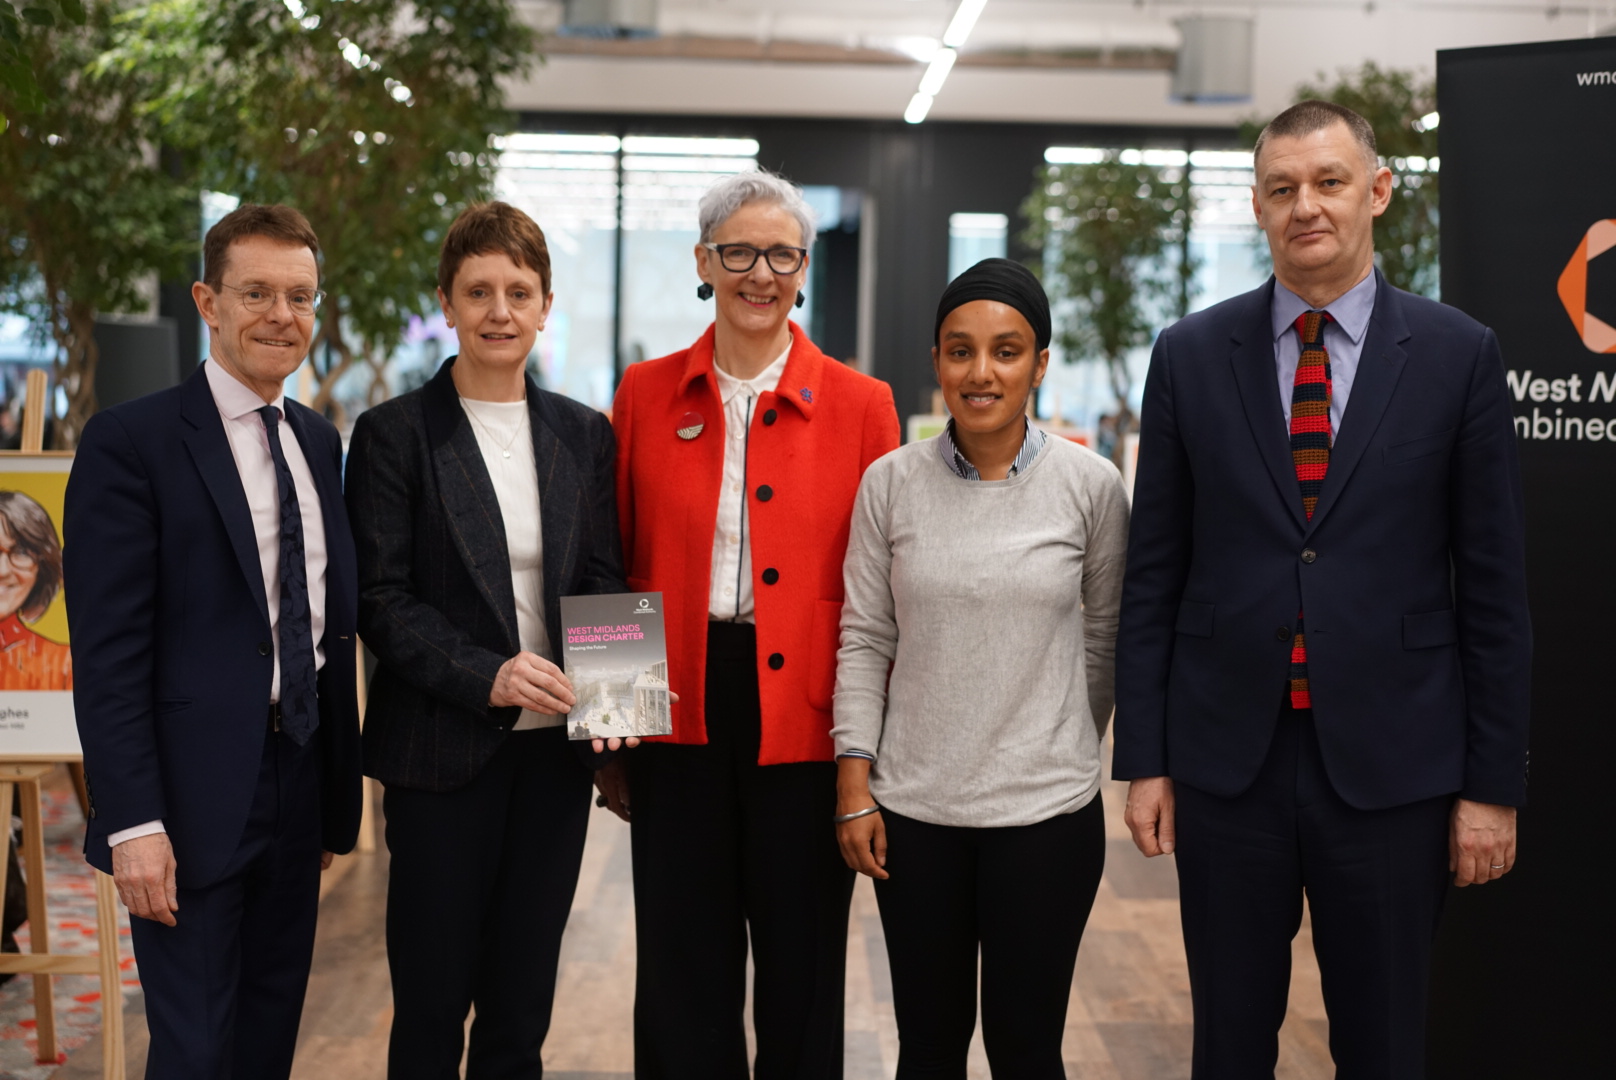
[[612, 323, 900, 764]]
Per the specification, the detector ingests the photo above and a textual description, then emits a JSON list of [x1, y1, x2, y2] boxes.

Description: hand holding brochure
[[560, 592, 671, 741]]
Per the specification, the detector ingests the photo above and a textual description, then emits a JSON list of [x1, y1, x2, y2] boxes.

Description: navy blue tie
[[258, 406, 319, 745]]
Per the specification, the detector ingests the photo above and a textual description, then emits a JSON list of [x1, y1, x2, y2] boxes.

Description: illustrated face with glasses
[[192, 234, 322, 403], [0, 517, 44, 623], [694, 200, 811, 341]]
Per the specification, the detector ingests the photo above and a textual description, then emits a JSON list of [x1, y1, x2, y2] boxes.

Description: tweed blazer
[[345, 357, 626, 792]]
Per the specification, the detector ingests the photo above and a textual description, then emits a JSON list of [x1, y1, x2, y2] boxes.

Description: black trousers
[[129, 725, 323, 1080], [629, 622, 854, 1080], [383, 726, 593, 1080], [1174, 704, 1452, 1080], [873, 798, 1106, 1080]]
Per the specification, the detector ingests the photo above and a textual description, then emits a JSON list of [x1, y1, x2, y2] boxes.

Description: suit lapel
[[527, 384, 581, 630], [422, 360, 519, 652], [180, 367, 270, 627], [1304, 273, 1410, 536], [1228, 282, 1307, 532]]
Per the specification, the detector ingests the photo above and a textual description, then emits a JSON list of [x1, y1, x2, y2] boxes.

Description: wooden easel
[[0, 368, 127, 1077]]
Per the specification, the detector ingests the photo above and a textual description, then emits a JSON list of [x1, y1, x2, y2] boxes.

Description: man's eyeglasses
[[219, 283, 325, 317], [702, 243, 808, 275]]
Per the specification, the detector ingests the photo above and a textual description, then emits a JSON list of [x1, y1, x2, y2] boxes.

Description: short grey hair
[[697, 170, 818, 251]]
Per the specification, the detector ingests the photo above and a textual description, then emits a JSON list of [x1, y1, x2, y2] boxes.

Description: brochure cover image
[[560, 592, 671, 741]]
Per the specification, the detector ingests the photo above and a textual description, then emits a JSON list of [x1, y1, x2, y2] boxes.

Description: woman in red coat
[[601, 170, 898, 1078]]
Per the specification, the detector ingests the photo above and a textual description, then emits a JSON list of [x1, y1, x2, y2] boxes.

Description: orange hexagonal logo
[[1558, 219, 1616, 353]]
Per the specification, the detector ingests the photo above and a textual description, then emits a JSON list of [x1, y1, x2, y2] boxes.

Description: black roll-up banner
[[1431, 36, 1616, 1077]]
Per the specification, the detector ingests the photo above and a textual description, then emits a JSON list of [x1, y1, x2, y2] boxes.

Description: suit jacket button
[[761, 568, 779, 585], [763, 409, 778, 426], [1301, 548, 1317, 564], [756, 484, 774, 502], [1276, 626, 1292, 641], [767, 652, 784, 670], [258, 642, 272, 656]]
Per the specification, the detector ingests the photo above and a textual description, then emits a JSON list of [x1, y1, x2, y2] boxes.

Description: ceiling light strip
[[942, 0, 988, 49], [906, 0, 987, 124]]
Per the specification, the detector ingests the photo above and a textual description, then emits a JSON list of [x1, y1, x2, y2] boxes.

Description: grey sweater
[[831, 433, 1130, 828]]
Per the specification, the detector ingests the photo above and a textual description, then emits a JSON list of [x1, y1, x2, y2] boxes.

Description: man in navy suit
[[1115, 101, 1531, 1076], [65, 204, 361, 1079]]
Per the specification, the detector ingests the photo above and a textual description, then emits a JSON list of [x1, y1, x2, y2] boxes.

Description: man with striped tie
[[1113, 101, 1531, 1077]]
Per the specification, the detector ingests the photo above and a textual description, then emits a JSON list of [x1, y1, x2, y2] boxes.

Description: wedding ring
[[1490, 863, 1506, 869]]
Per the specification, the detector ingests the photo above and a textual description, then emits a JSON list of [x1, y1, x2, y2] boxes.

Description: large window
[[1032, 145, 1267, 436], [948, 213, 1009, 280], [496, 133, 804, 410], [496, 133, 637, 410], [619, 137, 769, 370]]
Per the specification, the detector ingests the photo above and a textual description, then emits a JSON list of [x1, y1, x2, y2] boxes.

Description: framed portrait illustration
[[0, 454, 79, 758]]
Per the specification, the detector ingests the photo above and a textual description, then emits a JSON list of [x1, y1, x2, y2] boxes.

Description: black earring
[[794, 291, 805, 309], [697, 283, 714, 301]]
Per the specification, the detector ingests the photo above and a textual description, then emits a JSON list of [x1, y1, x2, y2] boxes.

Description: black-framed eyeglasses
[[702, 243, 808, 275], [218, 282, 325, 317]]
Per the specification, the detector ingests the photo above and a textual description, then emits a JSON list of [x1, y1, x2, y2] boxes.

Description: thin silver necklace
[[463, 400, 525, 460]]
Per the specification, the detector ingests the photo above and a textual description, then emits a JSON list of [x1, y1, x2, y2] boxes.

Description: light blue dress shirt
[[1271, 271, 1377, 434]]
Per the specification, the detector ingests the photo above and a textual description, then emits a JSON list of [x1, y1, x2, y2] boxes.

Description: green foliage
[[114, 0, 538, 416], [1019, 158, 1195, 463], [0, 0, 87, 127], [0, 0, 198, 447], [1244, 61, 1440, 297]]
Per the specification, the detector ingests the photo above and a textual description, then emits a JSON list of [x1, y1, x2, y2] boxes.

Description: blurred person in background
[[345, 201, 627, 1079], [599, 170, 899, 1079]]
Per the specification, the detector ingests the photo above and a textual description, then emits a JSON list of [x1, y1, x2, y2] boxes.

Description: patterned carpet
[[0, 788, 138, 1079]]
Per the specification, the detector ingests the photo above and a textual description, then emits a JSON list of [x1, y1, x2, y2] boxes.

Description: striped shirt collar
[[938, 418, 1047, 481]]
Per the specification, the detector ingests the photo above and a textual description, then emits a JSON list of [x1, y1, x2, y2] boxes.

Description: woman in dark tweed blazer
[[344, 202, 626, 1078]]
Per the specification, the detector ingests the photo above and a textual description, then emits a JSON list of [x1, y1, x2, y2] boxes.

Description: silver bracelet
[[833, 805, 881, 824]]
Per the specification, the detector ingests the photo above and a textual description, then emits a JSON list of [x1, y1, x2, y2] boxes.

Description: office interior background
[[1, 2, 1612, 1078], [5, 1, 1609, 447]]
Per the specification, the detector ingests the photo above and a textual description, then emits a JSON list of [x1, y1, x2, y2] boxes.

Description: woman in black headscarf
[[830, 259, 1131, 1077]]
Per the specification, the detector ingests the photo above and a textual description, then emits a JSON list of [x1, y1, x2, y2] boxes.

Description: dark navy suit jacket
[[1113, 273, 1532, 810], [65, 365, 363, 886]]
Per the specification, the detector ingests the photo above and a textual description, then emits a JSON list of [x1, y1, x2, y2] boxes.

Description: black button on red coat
[[761, 568, 779, 585], [767, 653, 784, 670], [756, 484, 774, 502]]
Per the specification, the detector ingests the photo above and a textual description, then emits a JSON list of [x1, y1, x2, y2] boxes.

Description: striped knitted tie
[[1288, 310, 1332, 709]]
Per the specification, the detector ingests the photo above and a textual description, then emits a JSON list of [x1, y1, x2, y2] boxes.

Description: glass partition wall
[[496, 134, 767, 409]]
